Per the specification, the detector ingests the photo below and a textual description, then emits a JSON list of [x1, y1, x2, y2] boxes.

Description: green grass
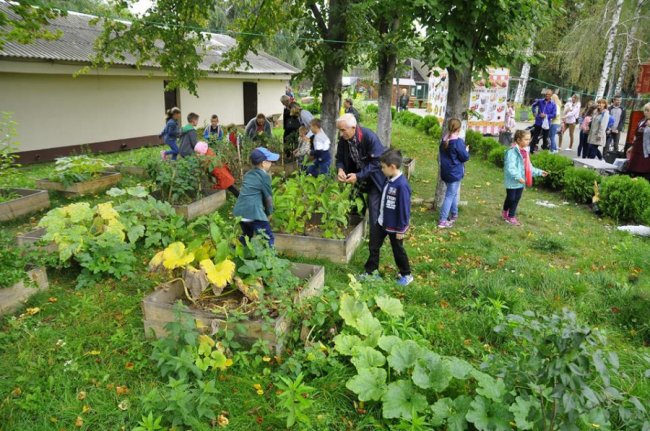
[[1, 116, 649, 430]]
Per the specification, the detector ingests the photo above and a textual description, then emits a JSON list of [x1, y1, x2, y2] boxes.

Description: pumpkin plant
[[47, 155, 112, 186]]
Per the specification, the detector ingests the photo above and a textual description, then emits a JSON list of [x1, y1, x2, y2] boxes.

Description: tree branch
[[308, 2, 329, 37]]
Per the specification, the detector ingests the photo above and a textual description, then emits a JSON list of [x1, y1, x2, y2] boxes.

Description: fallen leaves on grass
[[118, 400, 129, 411], [124, 362, 134, 370], [75, 416, 83, 427], [48, 297, 58, 303], [77, 391, 86, 401], [115, 385, 129, 396], [11, 387, 21, 397]]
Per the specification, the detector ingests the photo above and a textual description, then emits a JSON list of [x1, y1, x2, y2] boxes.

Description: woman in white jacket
[[559, 94, 581, 151], [587, 99, 609, 160]]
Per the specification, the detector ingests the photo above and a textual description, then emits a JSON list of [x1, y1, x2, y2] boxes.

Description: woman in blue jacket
[[438, 119, 470, 228]]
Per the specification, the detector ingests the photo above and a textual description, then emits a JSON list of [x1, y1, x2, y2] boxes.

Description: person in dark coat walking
[[344, 98, 361, 124]]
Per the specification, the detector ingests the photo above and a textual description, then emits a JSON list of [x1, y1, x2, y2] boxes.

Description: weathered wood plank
[[141, 263, 325, 353], [0, 188, 50, 221], [35, 172, 122, 196], [0, 267, 49, 317], [16, 227, 58, 253], [404, 158, 416, 180], [274, 216, 366, 264], [172, 189, 227, 220]]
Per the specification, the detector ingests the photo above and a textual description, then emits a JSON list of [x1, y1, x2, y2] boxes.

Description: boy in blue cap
[[233, 147, 280, 246]]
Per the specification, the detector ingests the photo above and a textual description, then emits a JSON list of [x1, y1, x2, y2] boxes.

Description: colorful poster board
[[427, 68, 448, 124], [467, 68, 510, 135], [636, 63, 650, 95]]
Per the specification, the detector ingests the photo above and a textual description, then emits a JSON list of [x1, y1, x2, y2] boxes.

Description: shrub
[[530, 152, 573, 190], [365, 103, 378, 114], [302, 101, 321, 115], [391, 106, 396, 119], [417, 115, 438, 133], [465, 130, 483, 152], [562, 167, 601, 204], [394, 111, 423, 128], [487, 147, 505, 167], [600, 175, 650, 222]]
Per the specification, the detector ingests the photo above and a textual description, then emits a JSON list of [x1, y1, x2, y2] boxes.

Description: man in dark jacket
[[344, 98, 361, 124], [178, 112, 199, 157], [335, 113, 386, 272], [529, 89, 557, 153], [281, 95, 301, 150]]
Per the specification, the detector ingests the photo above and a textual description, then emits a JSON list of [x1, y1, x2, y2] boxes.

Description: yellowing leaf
[[198, 334, 215, 347], [77, 391, 86, 401], [149, 251, 164, 270], [217, 414, 229, 427], [75, 416, 83, 427], [85, 350, 101, 356], [162, 242, 195, 270], [200, 259, 235, 288], [82, 404, 91, 413], [96, 202, 118, 221]]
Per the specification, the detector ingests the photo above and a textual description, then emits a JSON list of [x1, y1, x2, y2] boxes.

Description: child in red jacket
[[194, 141, 239, 197]]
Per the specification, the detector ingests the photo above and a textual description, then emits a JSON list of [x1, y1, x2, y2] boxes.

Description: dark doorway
[[243, 82, 258, 124], [164, 80, 180, 111]]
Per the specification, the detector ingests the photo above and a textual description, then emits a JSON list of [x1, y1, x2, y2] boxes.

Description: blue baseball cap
[[250, 147, 280, 164]]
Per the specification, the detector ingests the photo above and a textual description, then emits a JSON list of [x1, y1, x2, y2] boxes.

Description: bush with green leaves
[[47, 155, 112, 186], [331, 279, 649, 430], [302, 100, 321, 115], [475, 137, 501, 159], [562, 167, 601, 204], [394, 110, 423, 128], [600, 175, 650, 222], [148, 155, 213, 205], [0, 232, 52, 289], [365, 104, 378, 115], [487, 147, 506, 167], [465, 130, 484, 151], [530, 152, 573, 190]]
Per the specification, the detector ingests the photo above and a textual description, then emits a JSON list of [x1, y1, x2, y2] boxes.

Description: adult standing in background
[[559, 94, 581, 151], [398, 88, 409, 112], [335, 113, 386, 273], [529, 89, 557, 154], [626, 102, 650, 179], [587, 99, 609, 160], [290, 102, 314, 130], [344, 98, 361, 124], [606, 96, 626, 154], [549, 94, 562, 153], [281, 95, 301, 148]]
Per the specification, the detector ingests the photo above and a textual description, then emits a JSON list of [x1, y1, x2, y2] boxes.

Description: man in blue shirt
[[530, 89, 557, 153]]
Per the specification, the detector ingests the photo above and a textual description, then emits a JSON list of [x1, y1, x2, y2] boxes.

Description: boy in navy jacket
[[364, 149, 413, 286]]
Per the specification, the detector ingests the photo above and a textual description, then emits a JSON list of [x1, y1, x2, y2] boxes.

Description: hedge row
[[393, 111, 442, 140], [478, 136, 650, 224]]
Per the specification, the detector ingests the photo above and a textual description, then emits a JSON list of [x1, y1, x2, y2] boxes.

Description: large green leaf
[[356, 312, 382, 337], [387, 340, 421, 373], [333, 334, 362, 356], [430, 395, 473, 431], [375, 295, 404, 317], [412, 351, 452, 392], [378, 335, 401, 353], [509, 396, 536, 430], [351, 346, 385, 370], [339, 294, 382, 336], [381, 380, 428, 420], [346, 367, 387, 401], [472, 369, 506, 402], [448, 357, 475, 380], [466, 396, 512, 431]]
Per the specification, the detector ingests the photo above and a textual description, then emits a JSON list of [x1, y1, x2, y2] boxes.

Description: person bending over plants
[[363, 149, 413, 286], [233, 147, 280, 246], [306, 118, 331, 177], [193, 141, 239, 197]]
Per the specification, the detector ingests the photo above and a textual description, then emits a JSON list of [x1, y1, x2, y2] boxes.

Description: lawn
[[1, 115, 649, 430]]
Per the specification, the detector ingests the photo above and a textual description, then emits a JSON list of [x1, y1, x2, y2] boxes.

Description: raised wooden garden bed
[[108, 163, 149, 178], [142, 263, 325, 352], [404, 158, 416, 180], [16, 227, 57, 253], [0, 188, 50, 222], [154, 189, 227, 220], [35, 172, 122, 196], [0, 267, 48, 317], [274, 215, 366, 264]]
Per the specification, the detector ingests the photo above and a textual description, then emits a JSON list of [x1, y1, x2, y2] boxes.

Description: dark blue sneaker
[[397, 274, 414, 286]]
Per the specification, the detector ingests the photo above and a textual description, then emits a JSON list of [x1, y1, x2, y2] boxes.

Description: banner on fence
[[467, 68, 510, 136]]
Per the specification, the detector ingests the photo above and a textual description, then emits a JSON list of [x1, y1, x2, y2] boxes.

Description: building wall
[[0, 72, 162, 153]]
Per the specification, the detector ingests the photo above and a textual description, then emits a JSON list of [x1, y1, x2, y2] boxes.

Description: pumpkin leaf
[[200, 259, 235, 288]]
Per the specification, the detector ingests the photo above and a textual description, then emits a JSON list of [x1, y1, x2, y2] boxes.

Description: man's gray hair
[[336, 113, 357, 128], [280, 95, 290, 105]]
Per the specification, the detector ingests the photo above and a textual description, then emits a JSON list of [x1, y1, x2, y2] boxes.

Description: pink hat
[[194, 141, 208, 155]]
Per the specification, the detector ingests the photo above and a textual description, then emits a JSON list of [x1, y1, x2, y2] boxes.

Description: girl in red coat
[[194, 141, 239, 197]]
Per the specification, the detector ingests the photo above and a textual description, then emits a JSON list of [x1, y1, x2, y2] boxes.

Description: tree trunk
[[322, 62, 343, 155], [596, 0, 624, 99], [607, 44, 620, 99], [376, 20, 399, 148], [514, 41, 534, 104], [433, 66, 473, 210], [614, 0, 645, 96]]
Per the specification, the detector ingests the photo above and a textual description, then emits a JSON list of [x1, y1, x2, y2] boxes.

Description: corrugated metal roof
[[0, 2, 300, 75]]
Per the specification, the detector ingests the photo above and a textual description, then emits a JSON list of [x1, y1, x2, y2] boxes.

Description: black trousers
[[364, 223, 411, 276], [530, 125, 549, 153], [503, 188, 524, 218], [587, 144, 603, 160]]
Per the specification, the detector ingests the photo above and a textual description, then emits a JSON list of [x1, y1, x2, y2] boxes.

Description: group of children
[[438, 121, 547, 228], [160, 106, 548, 286]]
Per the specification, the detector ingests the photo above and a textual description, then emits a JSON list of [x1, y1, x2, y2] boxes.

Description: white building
[[0, 3, 299, 163]]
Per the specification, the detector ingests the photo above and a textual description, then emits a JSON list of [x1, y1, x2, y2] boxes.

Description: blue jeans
[[439, 180, 461, 222], [239, 220, 274, 247], [549, 124, 560, 152], [578, 132, 589, 158], [164, 140, 179, 160], [306, 151, 331, 176]]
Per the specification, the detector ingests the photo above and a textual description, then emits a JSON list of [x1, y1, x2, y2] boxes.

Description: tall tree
[[596, 0, 624, 98], [614, 0, 647, 96], [418, 0, 556, 207], [515, 40, 534, 104]]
